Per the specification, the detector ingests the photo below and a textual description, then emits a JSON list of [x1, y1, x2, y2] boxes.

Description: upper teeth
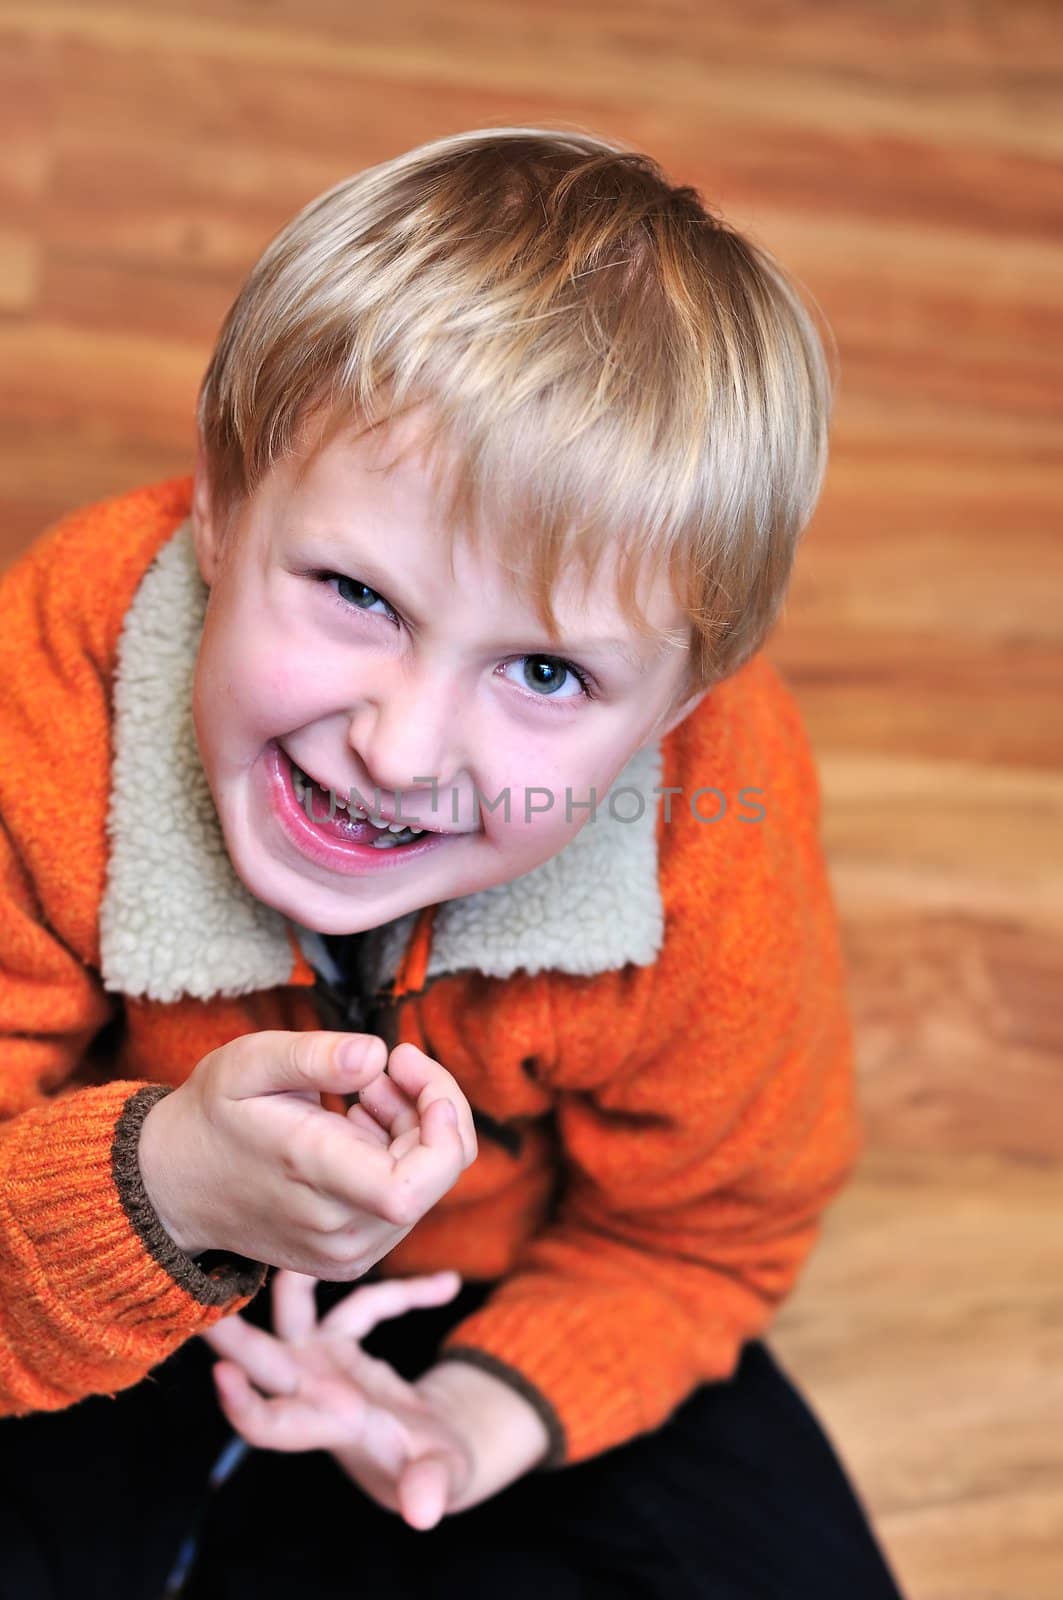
[[291, 762, 424, 833]]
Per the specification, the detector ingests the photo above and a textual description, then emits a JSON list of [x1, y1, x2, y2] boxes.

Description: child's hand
[[137, 1033, 477, 1277], [202, 1268, 476, 1530]]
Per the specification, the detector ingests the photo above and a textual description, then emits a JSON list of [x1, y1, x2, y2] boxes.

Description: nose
[[346, 663, 466, 813]]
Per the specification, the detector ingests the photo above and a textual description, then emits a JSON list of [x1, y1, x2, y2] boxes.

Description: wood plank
[[1, 5, 1060, 1593]]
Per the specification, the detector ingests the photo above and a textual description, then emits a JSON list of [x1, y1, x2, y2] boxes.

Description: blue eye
[[499, 656, 593, 701], [327, 574, 397, 620]]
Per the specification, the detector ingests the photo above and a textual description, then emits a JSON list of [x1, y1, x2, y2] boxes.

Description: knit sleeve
[[435, 662, 865, 1468], [0, 500, 264, 1418]]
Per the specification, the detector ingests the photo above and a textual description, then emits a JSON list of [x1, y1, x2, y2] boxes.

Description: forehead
[[279, 404, 690, 662]]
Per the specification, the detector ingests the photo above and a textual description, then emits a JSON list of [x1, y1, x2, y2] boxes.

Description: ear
[[190, 432, 223, 588]]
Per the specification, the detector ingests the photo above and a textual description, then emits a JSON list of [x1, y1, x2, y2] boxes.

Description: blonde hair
[[196, 124, 836, 694]]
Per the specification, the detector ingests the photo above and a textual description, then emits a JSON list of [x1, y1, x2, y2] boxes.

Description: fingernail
[[441, 1100, 457, 1127], [339, 1038, 367, 1070]]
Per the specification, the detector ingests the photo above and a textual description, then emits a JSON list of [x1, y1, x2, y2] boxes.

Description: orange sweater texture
[[0, 477, 864, 1469]]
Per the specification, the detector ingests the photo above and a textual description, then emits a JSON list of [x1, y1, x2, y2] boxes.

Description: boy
[[0, 126, 906, 1597]]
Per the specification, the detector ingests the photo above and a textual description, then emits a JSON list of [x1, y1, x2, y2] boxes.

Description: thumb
[[226, 1030, 388, 1102], [397, 1452, 457, 1531]]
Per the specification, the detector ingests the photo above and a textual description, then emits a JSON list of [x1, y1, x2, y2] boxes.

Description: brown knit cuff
[[433, 1345, 568, 1471], [111, 1084, 266, 1308]]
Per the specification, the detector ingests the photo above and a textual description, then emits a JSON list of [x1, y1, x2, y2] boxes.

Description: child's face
[[190, 406, 702, 936]]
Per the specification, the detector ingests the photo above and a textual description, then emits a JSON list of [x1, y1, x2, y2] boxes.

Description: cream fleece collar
[[98, 519, 665, 1003]]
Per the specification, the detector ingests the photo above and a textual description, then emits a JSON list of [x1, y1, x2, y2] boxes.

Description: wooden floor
[[2, 4, 1061, 1595]]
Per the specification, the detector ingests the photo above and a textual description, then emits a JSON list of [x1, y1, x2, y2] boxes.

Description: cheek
[[488, 795, 596, 876], [208, 621, 311, 722], [479, 742, 607, 852]]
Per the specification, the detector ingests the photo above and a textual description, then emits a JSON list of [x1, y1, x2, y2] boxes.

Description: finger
[[385, 1123, 423, 1164], [355, 1070, 420, 1141], [328, 1341, 429, 1414], [283, 1103, 406, 1206], [319, 1271, 463, 1342], [386, 1044, 478, 1166], [399, 1453, 453, 1530], [212, 1362, 367, 1454], [225, 1030, 388, 1103], [343, 1096, 465, 1221], [386, 1096, 470, 1202], [346, 1103, 391, 1146], [271, 1270, 319, 1343], [202, 1315, 301, 1395], [286, 1100, 456, 1216]]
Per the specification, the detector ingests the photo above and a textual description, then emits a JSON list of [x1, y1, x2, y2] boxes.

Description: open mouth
[[287, 756, 427, 850]]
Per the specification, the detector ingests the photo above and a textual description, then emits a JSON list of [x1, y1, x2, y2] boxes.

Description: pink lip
[[263, 741, 454, 876]]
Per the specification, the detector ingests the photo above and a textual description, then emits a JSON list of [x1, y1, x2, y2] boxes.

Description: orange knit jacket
[[0, 476, 864, 1469]]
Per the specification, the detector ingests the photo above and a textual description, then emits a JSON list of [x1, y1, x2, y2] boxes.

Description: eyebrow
[[293, 529, 648, 673], [565, 637, 646, 672]]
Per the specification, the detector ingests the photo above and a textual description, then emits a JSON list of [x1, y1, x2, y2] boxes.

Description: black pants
[[0, 1276, 907, 1600]]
